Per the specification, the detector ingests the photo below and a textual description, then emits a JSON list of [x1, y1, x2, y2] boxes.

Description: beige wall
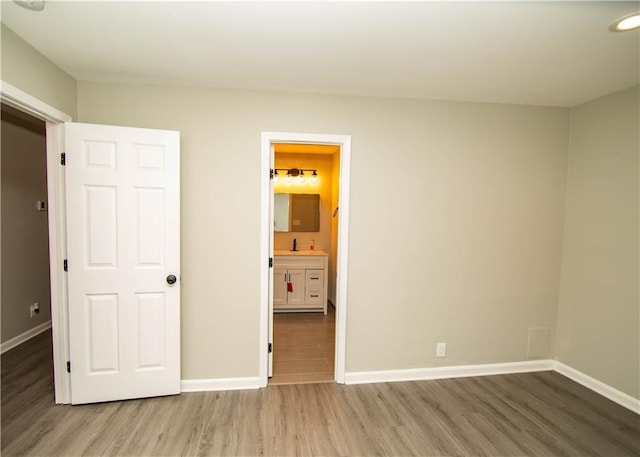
[[77, 81, 570, 378], [556, 86, 639, 399], [1, 116, 52, 343], [273, 153, 333, 253], [1, 24, 77, 118]]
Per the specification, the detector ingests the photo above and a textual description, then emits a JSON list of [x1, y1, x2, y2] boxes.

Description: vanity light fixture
[[273, 168, 319, 184], [609, 12, 640, 32]]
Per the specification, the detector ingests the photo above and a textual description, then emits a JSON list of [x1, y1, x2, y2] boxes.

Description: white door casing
[[260, 132, 351, 386], [268, 145, 275, 377], [65, 123, 180, 404]]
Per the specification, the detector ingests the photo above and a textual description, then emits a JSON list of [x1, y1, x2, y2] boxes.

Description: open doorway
[[269, 144, 339, 384], [259, 131, 351, 387], [2, 82, 73, 404], [0, 104, 52, 353]]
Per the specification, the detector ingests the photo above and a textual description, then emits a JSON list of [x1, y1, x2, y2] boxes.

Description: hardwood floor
[[2, 330, 639, 457], [270, 308, 335, 385]]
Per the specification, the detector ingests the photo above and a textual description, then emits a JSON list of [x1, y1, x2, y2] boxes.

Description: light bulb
[[297, 170, 305, 184], [310, 171, 319, 184]]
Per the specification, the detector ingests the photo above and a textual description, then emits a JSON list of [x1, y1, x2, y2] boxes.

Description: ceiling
[[1, 1, 639, 107]]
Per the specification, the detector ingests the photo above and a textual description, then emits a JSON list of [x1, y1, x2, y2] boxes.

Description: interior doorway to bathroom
[[259, 131, 351, 387], [269, 144, 340, 384]]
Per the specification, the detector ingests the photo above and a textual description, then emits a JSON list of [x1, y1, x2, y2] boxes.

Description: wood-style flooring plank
[[2, 330, 639, 456], [271, 308, 335, 385]]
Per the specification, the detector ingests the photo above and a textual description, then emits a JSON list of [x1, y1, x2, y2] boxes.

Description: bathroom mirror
[[274, 193, 320, 232]]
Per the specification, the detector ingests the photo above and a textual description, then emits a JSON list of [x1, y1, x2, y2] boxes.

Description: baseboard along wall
[[4, 323, 637, 414], [344, 359, 639, 414], [178, 358, 638, 414], [553, 361, 640, 414], [181, 377, 262, 392], [1, 320, 52, 354], [343, 360, 555, 385]]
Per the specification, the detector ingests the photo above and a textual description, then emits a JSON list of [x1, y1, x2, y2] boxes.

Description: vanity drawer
[[305, 270, 324, 286], [306, 288, 323, 305]]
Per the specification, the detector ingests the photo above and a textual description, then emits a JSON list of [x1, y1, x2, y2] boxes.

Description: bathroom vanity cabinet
[[273, 250, 328, 314]]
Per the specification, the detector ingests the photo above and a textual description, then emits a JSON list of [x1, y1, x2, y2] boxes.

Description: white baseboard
[[1, 320, 52, 354], [344, 359, 555, 385], [181, 376, 261, 392], [553, 361, 640, 414], [343, 359, 639, 415]]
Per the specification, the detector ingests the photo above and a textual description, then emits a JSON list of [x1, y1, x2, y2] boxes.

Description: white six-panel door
[[65, 123, 180, 404]]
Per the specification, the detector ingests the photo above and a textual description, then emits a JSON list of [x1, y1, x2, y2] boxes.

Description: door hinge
[[269, 169, 274, 180], [268, 343, 272, 353], [63, 259, 68, 272], [269, 257, 273, 268], [66, 361, 71, 373], [60, 152, 66, 166]]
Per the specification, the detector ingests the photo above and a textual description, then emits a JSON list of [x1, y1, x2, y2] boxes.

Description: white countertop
[[274, 249, 328, 256]]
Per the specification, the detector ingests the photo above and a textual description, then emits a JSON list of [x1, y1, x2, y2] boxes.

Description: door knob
[[166, 274, 177, 285]]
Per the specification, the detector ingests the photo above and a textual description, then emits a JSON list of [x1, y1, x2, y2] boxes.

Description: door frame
[[259, 131, 351, 386], [1, 81, 72, 403]]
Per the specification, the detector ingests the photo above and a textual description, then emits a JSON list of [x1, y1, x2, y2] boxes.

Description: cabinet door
[[273, 268, 288, 308], [287, 269, 306, 306]]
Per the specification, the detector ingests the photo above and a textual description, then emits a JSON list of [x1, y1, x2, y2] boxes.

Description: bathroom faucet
[[292, 238, 297, 251]]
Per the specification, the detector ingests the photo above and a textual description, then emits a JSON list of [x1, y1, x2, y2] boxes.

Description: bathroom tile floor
[[270, 306, 335, 385]]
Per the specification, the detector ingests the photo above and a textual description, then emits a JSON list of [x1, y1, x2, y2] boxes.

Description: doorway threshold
[[269, 377, 334, 386]]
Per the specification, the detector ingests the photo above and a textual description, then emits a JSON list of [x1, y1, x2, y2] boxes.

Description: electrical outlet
[[29, 302, 40, 318], [436, 342, 446, 357]]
